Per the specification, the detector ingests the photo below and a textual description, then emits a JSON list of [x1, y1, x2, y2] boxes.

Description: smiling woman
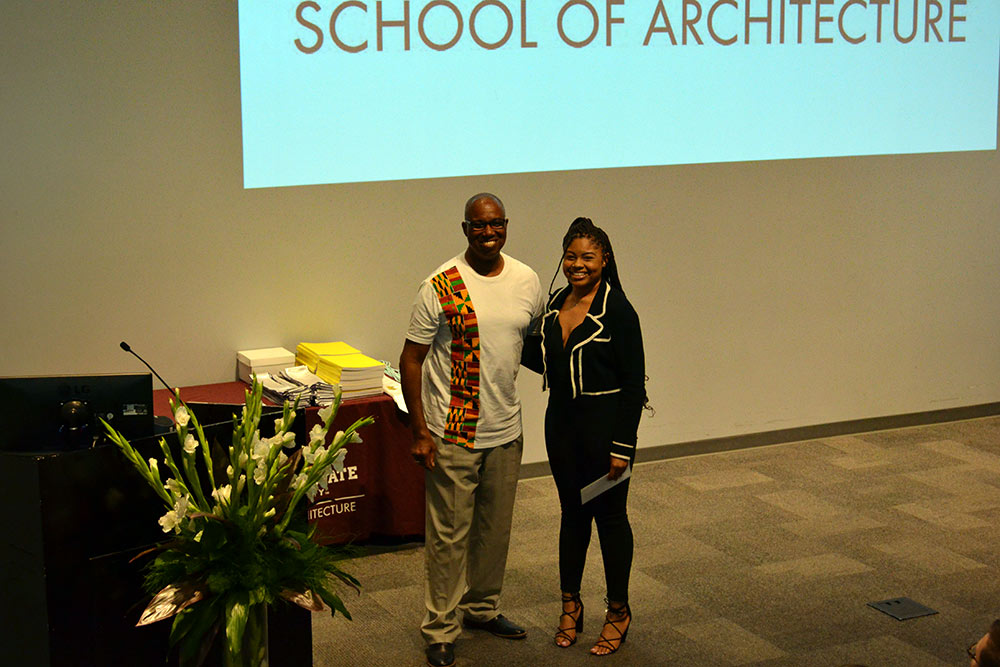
[[521, 216, 646, 657], [562, 236, 606, 295]]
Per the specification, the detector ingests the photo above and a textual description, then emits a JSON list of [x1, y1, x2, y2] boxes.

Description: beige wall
[[2, 2, 998, 464]]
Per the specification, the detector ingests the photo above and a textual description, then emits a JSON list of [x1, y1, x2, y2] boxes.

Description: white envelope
[[580, 465, 632, 505]]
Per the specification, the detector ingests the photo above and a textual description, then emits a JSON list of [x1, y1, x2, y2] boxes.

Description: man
[[400, 193, 544, 667], [970, 619, 1000, 667]]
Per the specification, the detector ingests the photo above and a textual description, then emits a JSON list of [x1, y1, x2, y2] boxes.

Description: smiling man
[[400, 193, 544, 667]]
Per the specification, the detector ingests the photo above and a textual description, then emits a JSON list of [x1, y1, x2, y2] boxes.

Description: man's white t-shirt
[[406, 252, 544, 449]]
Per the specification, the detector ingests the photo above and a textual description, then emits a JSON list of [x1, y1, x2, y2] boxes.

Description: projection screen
[[238, 0, 1000, 188]]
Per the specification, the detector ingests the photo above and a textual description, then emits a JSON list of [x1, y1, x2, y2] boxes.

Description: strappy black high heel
[[590, 599, 630, 656], [554, 592, 584, 647]]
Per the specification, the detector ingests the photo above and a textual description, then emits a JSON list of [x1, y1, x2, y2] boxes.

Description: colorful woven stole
[[431, 266, 481, 448]]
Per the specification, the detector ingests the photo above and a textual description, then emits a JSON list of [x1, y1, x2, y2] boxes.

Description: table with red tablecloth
[[153, 382, 423, 544]]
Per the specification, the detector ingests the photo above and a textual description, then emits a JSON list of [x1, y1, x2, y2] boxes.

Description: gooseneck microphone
[[120, 341, 182, 403]]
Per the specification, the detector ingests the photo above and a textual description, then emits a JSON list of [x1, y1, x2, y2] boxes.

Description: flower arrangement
[[101, 378, 374, 666]]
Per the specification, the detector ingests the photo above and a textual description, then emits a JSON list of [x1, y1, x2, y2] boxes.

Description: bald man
[[401, 193, 544, 667]]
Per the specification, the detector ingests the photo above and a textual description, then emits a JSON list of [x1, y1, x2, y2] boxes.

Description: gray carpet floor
[[313, 416, 1000, 666]]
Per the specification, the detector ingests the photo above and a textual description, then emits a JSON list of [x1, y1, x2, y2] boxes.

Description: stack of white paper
[[280, 366, 338, 406], [259, 372, 312, 407]]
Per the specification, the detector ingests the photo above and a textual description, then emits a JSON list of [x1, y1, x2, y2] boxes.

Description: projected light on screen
[[237, 0, 1000, 188]]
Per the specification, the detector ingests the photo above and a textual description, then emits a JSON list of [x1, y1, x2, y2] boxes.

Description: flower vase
[[224, 604, 269, 667]]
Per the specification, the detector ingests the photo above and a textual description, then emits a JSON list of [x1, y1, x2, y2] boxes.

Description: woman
[[523, 217, 645, 656]]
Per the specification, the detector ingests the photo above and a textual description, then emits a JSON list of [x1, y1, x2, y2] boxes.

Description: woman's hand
[[607, 456, 629, 480]]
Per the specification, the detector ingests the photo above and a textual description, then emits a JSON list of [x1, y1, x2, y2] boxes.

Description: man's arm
[[399, 339, 437, 470]]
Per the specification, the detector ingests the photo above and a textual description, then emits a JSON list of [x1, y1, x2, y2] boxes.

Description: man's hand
[[607, 456, 629, 480], [400, 339, 434, 470], [411, 432, 438, 470]]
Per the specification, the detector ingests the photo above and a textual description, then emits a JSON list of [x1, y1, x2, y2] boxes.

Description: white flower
[[183, 433, 197, 455], [281, 431, 296, 448], [302, 446, 316, 465], [306, 484, 320, 502], [308, 424, 325, 448], [274, 417, 285, 432], [317, 402, 335, 424], [249, 432, 265, 459], [148, 458, 159, 475], [174, 405, 190, 427], [307, 444, 328, 465], [174, 495, 190, 520], [349, 431, 363, 444], [264, 507, 276, 518], [237, 474, 246, 493], [278, 451, 288, 466], [261, 433, 282, 456], [253, 461, 267, 485], [212, 484, 232, 504], [250, 443, 271, 468], [238, 452, 249, 467], [293, 472, 308, 490], [165, 478, 183, 496], [252, 437, 270, 463], [226, 465, 234, 479], [158, 510, 180, 533], [333, 430, 345, 444], [332, 448, 347, 473]]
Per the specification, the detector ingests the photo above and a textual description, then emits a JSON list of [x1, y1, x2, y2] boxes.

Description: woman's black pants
[[545, 396, 633, 602]]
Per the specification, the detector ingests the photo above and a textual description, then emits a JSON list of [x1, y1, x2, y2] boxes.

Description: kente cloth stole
[[430, 266, 481, 448]]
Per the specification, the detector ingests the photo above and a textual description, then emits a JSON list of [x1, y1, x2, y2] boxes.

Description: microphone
[[120, 341, 182, 404]]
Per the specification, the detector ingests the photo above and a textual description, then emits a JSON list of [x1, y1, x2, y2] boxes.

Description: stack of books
[[295, 341, 385, 399], [282, 366, 338, 406], [259, 372, 313, 407], [258, 366, 341, 407]]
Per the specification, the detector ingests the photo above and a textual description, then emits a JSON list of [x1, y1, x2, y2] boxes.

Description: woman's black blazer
[[523, 280, 645, 461]]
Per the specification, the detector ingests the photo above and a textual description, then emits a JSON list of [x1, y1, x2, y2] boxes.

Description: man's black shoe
[[425, 642, 455, 667], [462, 614, 527, 639]]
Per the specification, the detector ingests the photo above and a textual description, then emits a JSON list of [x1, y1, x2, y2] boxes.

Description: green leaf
[[225, 593, 250, 659], [169, 608, 193, 648], [248, 587, 267, 606], [137, 582, 206, 626], [172, 599, 222, 663], [199, 517, 227, 552], [316, 586, 353, 621], [330, 567, 362, 592]]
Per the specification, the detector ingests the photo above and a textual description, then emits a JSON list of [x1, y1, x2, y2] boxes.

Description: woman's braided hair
[[547, 217, 626, 296]]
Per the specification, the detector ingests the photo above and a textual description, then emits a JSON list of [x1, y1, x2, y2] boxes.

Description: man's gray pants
[[421, 433, 523, 645]]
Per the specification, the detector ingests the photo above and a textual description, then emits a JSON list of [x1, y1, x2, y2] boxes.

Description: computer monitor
[[0, 373, 154, 452]]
